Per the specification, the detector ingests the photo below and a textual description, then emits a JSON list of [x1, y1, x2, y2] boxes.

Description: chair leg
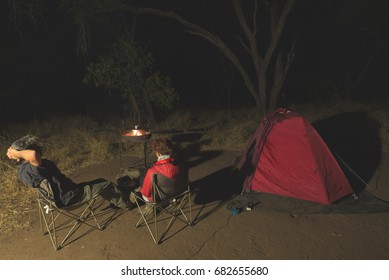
[[59, 197, 101, 248], [152, 185, 159, 244], [178, 195, 191, 224], [37, 196, 104, 250], [78, 197, 102, 230], [48, 210, 59, 250], [188, 191, 193, 226], [158, 193, 193, 242], [37, 200, 60, 250], [86, 199, 102, 230], [133, 198, 159, 244], [132, 190, 194, 245]]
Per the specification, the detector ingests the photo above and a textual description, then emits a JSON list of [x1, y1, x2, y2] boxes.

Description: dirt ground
[[1, 148, 389, 260]]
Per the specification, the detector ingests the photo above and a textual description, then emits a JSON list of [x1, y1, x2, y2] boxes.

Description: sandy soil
[[0, 147, 389, 260]]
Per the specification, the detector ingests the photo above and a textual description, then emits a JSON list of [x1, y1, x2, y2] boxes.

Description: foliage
[[83, 37, 153, 99], [145, 72, 179, 112], [83, 37, 178, 120]]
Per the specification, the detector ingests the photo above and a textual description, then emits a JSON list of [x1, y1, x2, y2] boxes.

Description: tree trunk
[[120, 0, 297, 115], [128, 94, 141, 125], [142, 89, 157, 127]]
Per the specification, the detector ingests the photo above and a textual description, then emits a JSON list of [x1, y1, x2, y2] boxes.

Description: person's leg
[[67, 185, 91, 206], [88, 180, 130, 209]]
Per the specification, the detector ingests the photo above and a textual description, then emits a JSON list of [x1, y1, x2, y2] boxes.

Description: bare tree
[[120, 0, 298, 115], [7, 0, 47, 41], [7, 0, 298, 115]]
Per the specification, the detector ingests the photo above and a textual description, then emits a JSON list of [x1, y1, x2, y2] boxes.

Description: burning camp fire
[[120, 125, 151, 168], [132, 129, 143, 136], [121, 125, 151, 142]]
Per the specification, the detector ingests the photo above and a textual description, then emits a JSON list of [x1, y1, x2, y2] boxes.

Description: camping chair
[[36, 179, 104, 250], [131, 172, 193, 244]]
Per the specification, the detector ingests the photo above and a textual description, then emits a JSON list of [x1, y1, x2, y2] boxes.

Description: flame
[[122, 127, 150, 137], [132, 129, 143, 136]]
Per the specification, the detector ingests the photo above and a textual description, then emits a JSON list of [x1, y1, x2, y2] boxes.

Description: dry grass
[[0, 161, 35, 234], [0, 100, 388, 233], [157, 108, 261, 151], [0, 115, 145, 233]]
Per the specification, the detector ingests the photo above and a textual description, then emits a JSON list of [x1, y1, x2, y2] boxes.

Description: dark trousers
[[76, 179, 129, 209]]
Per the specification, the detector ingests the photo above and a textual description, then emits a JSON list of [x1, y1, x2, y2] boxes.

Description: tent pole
[[334, 152, 372, 196]]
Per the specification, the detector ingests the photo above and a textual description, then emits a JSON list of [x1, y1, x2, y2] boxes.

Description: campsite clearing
[[0, 150, 388, 260]]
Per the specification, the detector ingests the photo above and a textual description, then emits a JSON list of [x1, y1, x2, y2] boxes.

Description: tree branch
[[233, 0, 265, 107], [269, 37, 297, 110], [121, 4, 262, 107], [264, 0, 297, 70], [235, 34, 251, 55], [253, 0, 259, 36]]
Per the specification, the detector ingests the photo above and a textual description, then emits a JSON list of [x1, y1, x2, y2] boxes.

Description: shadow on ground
[[190, 166, 243, 224], [170, 132, 224, 169], [192, 166, 243, 204], [313, 111, 382, 194]]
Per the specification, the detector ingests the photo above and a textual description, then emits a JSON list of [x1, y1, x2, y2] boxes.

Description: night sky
[[1, 0, 388, 123]]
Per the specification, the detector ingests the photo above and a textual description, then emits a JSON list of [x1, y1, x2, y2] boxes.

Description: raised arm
[[6, 147, 42, 166]]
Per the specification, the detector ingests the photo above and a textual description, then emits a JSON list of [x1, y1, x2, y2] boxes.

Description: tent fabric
[[237, 108, 354, 205]]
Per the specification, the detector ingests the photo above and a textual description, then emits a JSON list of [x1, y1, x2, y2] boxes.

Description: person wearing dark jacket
[[7, 135, 132, 209]]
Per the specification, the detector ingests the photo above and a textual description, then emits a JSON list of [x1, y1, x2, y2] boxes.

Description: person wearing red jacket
[[133, 137, 183, 202]]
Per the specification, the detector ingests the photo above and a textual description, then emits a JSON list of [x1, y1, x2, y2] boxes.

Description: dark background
[[1, 0, 388, 123]]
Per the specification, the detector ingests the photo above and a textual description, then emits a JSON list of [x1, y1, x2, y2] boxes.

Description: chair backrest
[[152, 171, 189, 202], [37, 179, 58, 207]]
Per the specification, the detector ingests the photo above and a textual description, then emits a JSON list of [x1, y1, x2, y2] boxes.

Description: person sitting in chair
[[6, 135, 133, 209], [131, 137, 185, 202]]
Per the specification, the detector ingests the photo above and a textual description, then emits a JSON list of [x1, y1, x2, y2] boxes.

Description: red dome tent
[[236, 108, 354, 205]]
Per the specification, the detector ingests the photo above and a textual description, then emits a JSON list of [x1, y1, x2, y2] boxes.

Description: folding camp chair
[[36, 179, 104, 250], [131, 172, 193, 244]]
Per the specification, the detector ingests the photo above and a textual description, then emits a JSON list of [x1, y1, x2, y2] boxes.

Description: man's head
[[11, 135, 42, 154]]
